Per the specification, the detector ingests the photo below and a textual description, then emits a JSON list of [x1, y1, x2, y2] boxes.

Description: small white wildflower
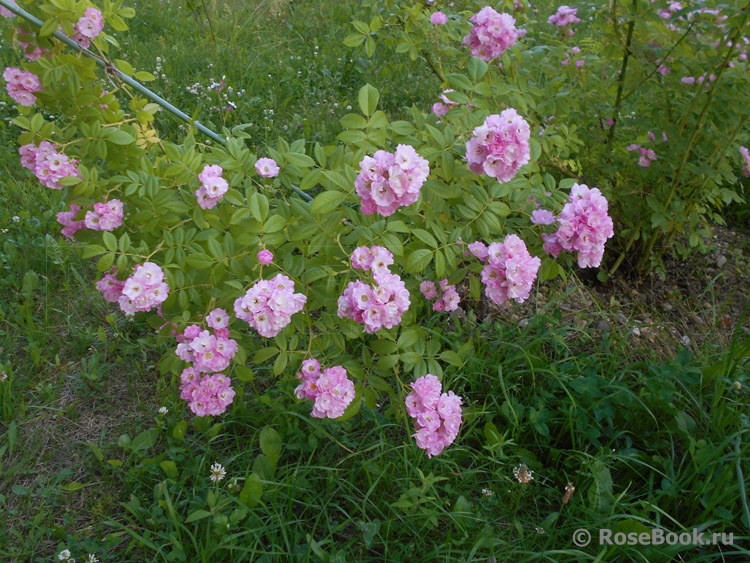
[[210, 462, 226, 482], [86, 555, 99, 563], [481, 488, 494, 497], [732, 381, 742, 391], [11, 216, 20, 223], [58, 550, 71, 561], [158, 406, 168, 415], [535, 527, 545, 534]]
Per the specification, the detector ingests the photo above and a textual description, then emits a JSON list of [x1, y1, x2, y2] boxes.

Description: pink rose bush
[[354, 145, 429, 216], [466, 109, 531, 182], [470, 235, 541, 304], [96, 262, 169, 316], [420, 280, 460, 312], [541, 183, 614, 268], [234, 274, 307, 338], [180, 369, 235, 416], [406, 374, 463, 458], [255, 157, 280, 178], [19, 142, 80, 190], [195, 164, 229, 209], [462, 7, 523, 62], [338, 246, 410, 333], [294, 359, 356, 419], [3, 67, 42, 106]]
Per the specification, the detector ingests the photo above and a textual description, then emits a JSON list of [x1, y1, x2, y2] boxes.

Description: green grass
[[1, 0, 749, 561]]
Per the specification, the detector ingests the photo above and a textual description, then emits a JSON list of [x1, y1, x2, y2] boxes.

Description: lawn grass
[[1, 0, 749, 561]]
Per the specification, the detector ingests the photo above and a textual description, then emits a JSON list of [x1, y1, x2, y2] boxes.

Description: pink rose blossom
[[295, 360, 356, 419], [466, 109, 530, 182], [406, 375, 463, 457], [234, 274, 306, 338], [257, 249, 274, 264], [255, 157, 280, 178], [430, 11, 448, 25], [463, 7, 522, 62]]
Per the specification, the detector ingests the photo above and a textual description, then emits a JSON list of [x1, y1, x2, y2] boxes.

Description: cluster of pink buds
[[195, 164, 229, 209], [561, 46, 584, 67], [96, 262, 169, 316], [419, 280, 460, 312], [431, 89, 459, 117], [469, 234, 541, 304], [338, 246, 411, 333], [19, 142, 80, 190], [234, 274, 307, 338], [180, 369, 235, 417], [626, 144, 657, 168], [740, 146, 750, 177], [406, 374, 463, 458], [294, 359, 356, 419], [175, 309, 238, 373], [3, 67, 42, 106]]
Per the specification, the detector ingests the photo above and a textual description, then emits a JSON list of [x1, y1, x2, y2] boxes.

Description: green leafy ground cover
[[0, 0, 748, 561]]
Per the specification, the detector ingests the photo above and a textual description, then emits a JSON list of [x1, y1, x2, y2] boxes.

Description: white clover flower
[[58, 550, 71, 561], [210, 462, 226, 482], [158, 406, 168, 415], [86, 555, 99, 563]]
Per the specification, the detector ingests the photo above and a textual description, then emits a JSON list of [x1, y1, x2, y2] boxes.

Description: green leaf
[[343, 33, 365, 48], [102, 232, 117, 252], [439, 350, 463, 367], [340, 114, 368, 129], [254, 347, 279, 363], [134, 71, 156, 82], [412, 229, 437, 248], [172, 420, 188, 441], [60, 482, 89, 492], [108, 130, 135, 145], [263, 215, 286, 233], [130, 428, 159, 452], [239, 473, 263, 508], [187, 252, 214, 270], [311, 191, 346, 214], [358, 84, 380, 117], [82, 244, 107, 259], [467, 57, 488, 81], [185, 510, 212, 523], [259, 427, 282, 469], [405, 249, 433, 273], [160, 460, 178, 479], [284, 152, 315, 168]]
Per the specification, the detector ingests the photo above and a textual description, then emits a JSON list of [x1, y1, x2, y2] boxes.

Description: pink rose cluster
[[234, 274, 307, 338], [406, 374, 463, 458], [419, 279, 460, 312], [431, 89, 458, 117], [338, 246, 411, 333], [561, 46, 584, 67], [466, 109, 531, 182], [462, 7, 523, 62], [195, 164, 229, 209], [73, 8, 104, 48], [355, 145, 429, 216], [0, 0, 16, 18], [255, 157, 280, 178], [469, 234, 541, 304], [175, 309, 238, 373], [179, 369, 235, 417], [85, 199, 124, 231], [96, 262, 169, 316], [548, 5, 580, 35], [3, 67, 42, 106], [741, 146, 750, 177], [626, 143, 658, 168], [541, 183, 614, 268], [19, 142, 80, 190], [294, 359, 356, 419], [57, 203, 85, 238]]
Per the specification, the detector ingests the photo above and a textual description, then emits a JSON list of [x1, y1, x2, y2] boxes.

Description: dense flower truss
[[195, 164, 229, 209], [73, 7, 104, 48], [462, 7, 523, 62], [96, 262, 170, 316], [542, 183, 615, 268], [470, 235, 541, 304], [466, 109, 530, 182], [19, 141, 81, 189], [354, 145, 429, 216], [548, 5, 580, 35], [338, 246, 410, 333], [294, 359, 356, 419], [3, 67, 42, 106], [406, 374, 463, 457], [234, 274, 307, 338], [180, 369, 236, 416], [420, 279, 460, 312]]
